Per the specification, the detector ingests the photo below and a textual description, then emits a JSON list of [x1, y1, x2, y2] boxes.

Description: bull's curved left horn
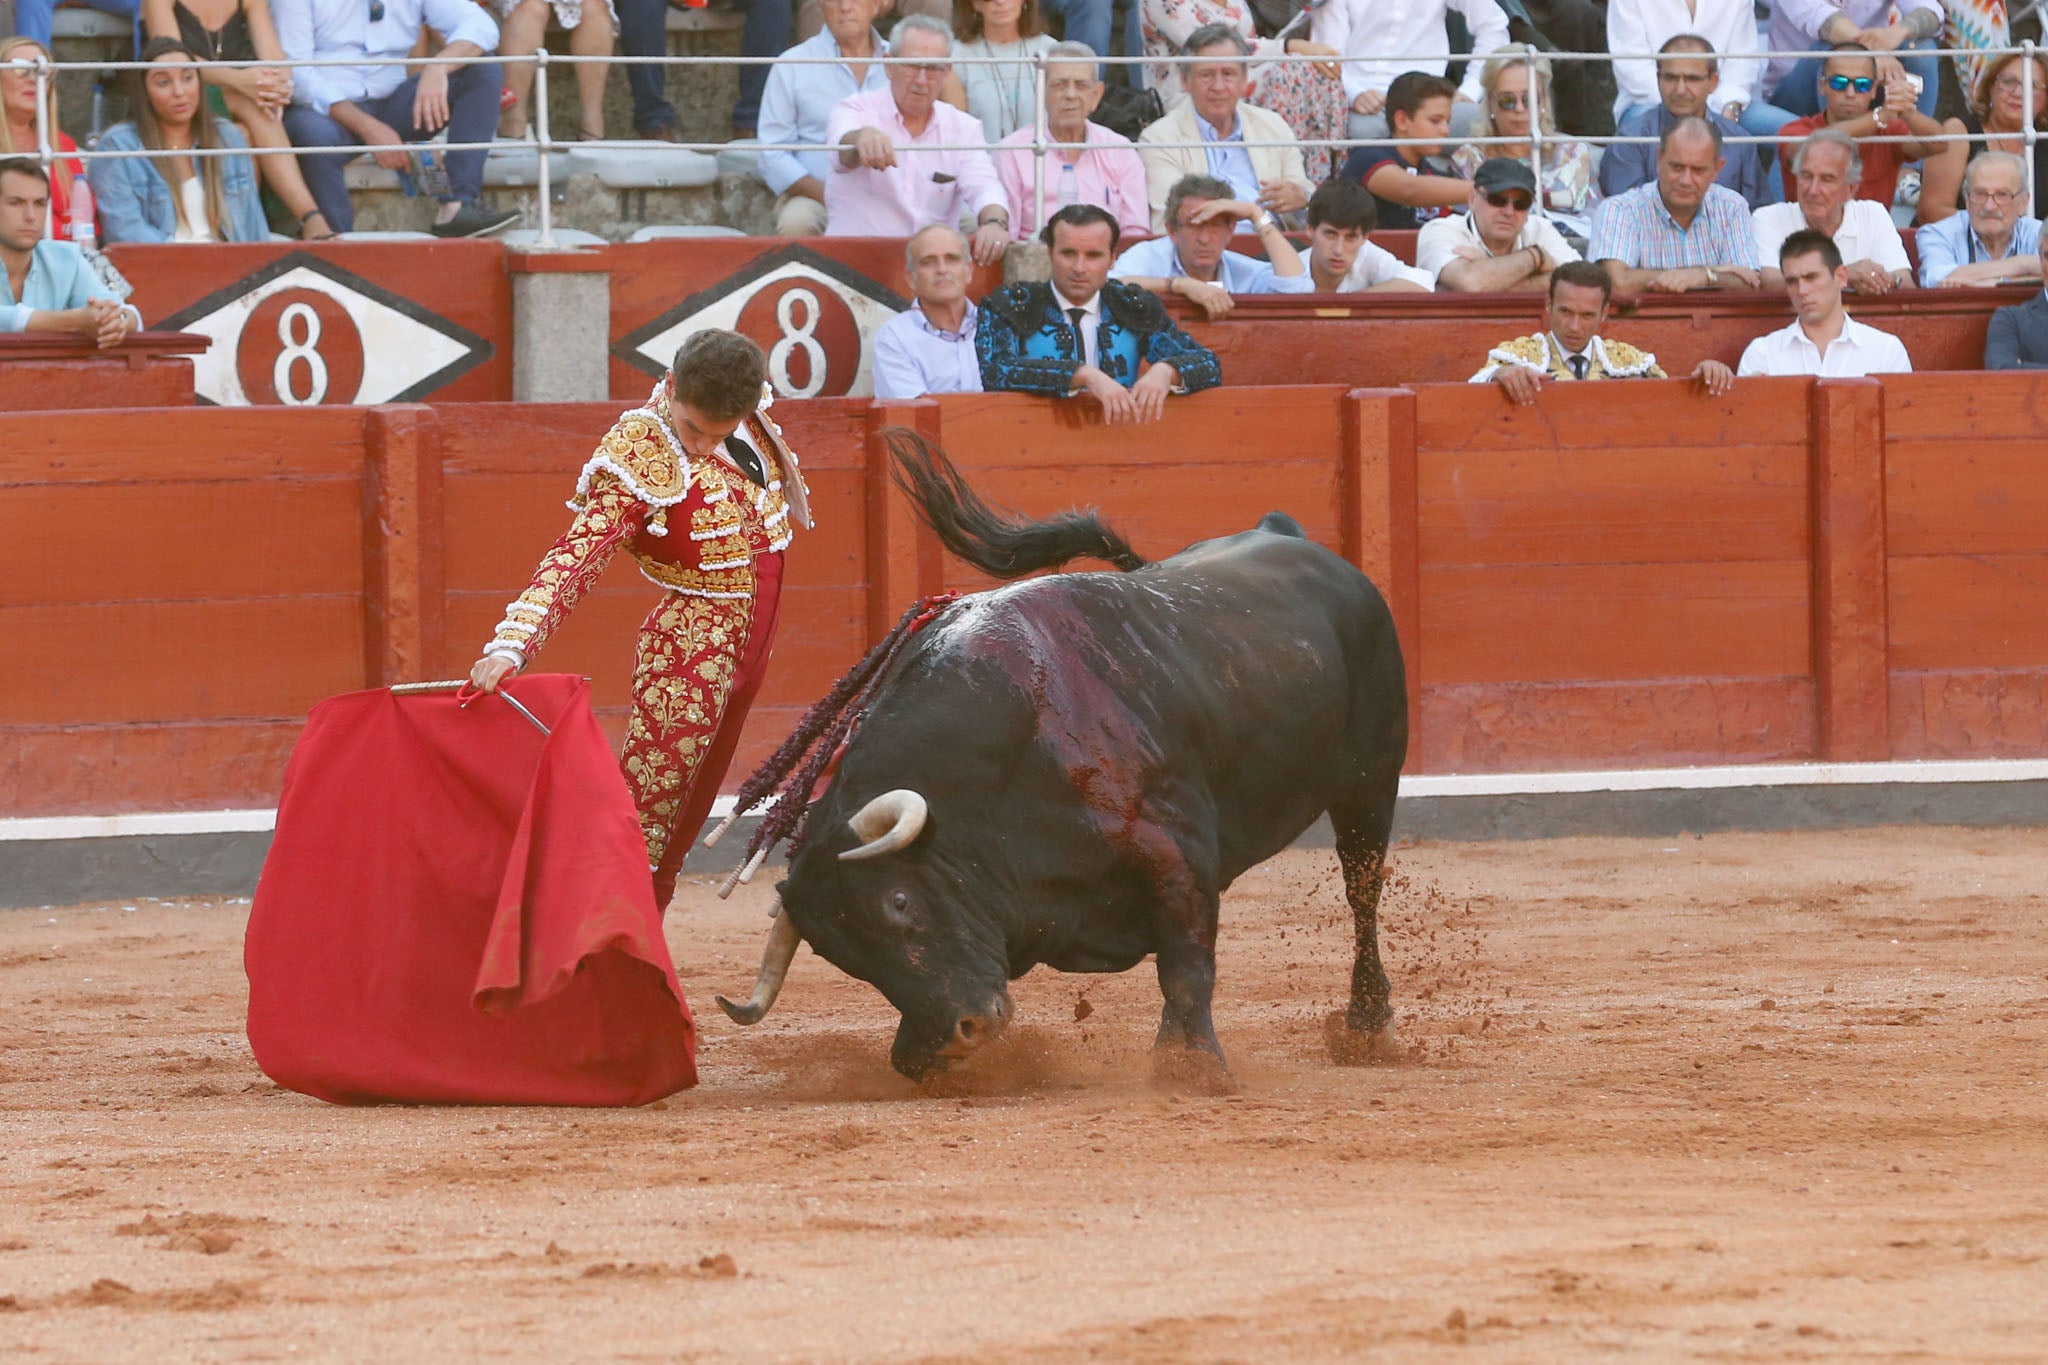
[[715, 905, 801, 1025], [838, 789, 929, 862]]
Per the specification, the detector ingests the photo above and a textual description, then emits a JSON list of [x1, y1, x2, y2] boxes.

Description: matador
[[468, 330, 811, 908]]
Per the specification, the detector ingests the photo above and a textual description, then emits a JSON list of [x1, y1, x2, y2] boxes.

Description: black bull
[[718, 433, 1408, 1081]]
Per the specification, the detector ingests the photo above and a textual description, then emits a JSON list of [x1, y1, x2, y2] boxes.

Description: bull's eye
[[890, 890, 911, 913]]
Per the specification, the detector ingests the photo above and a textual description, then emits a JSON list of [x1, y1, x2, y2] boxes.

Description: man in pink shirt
[[991, 41, 1148, 242], [824, 13, 1011, 263]]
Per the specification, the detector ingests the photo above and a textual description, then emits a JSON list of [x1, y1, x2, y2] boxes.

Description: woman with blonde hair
[[1451, 45, 1598, 236], [0, 37, 90, 231], [1919, 49, 2048, 220], [140, 0, 334, 238], [89, 38, 268, 243]]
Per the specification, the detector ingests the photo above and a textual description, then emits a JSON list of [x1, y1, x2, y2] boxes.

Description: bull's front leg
[[1119, 815, 1234, 1092]]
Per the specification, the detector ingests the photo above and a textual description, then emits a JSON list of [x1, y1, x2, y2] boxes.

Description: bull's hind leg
[[1326, 786, 1406, 1064]]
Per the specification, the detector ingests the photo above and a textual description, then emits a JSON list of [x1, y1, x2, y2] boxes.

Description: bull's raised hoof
[[1150, 1046, 1239, 1095], [1322, 1011, 1412, 1066]]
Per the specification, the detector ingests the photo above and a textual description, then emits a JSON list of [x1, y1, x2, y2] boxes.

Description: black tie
[[1068, 307, 1088, 366], [1568, 354, 1589, 380], [722, 434, 766, 487]]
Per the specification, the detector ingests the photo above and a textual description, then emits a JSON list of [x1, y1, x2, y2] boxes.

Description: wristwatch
[[1705, 267, 1720, 286], [1252, 209, 1277, 232]]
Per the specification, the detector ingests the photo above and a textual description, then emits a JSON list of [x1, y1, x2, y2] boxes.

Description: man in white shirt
[[871, 225, 983, 400], [1110, 173, 1311, 320], [1304, 179, 1432, 293], [1751, 128, 1910, 293], [1418, 158, 1582, 293], [1738, 228, 1913, 376]]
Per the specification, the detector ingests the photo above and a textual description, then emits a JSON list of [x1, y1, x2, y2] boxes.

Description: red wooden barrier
[[0, 331, 206, 409], [10, 378, 2048, 817]]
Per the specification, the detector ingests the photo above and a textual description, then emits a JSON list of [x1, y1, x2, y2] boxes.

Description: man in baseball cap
[[1416, 156, 1584, 293]]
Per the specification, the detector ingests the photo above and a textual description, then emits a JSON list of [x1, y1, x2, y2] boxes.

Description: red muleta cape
[[245, 674, 697, 1105]]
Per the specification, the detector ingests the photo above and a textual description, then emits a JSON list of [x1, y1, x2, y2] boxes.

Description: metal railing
[[4, 42, 2039, 248]]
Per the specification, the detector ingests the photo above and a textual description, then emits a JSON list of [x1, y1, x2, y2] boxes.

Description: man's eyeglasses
[[1966, 188, 2022, 206], [1826, 74, 1875, 94], [1485, 192, 1533, 211], [1492, 92, 1526, 111], [902, 62, 951, 76]]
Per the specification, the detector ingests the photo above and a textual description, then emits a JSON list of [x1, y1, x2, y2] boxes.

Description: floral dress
[[1141, 0, 1349, 182]]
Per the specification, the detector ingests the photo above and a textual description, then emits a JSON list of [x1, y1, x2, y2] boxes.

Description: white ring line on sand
[[4, 759, 2046, 843]]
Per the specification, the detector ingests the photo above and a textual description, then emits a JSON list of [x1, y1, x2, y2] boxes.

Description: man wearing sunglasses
[[1775, 45, 1941, 209], [825, 14, 1011, 262], [274, 0, 517, 237], [1417, 157, 1580, 293], [1917, 152, 2042, 289]]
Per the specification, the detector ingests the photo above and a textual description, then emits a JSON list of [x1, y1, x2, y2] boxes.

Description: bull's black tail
[[886, 428, 1146, 577]]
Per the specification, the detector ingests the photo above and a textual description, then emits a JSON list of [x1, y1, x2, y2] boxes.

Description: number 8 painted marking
[[768, 287, 827, 398], [273, 301, 330, 406]]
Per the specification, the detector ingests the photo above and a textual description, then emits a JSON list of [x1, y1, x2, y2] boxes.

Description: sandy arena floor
[[4, 827, 2047, 1362]]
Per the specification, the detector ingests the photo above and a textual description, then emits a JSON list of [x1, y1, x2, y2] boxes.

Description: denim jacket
[[89, 119, 270, 244], [975, 280, 1221, 398]]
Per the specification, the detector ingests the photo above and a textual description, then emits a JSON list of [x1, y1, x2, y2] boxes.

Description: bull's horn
[[838, 789, 929, 862], [715, 906, 800, 1025]]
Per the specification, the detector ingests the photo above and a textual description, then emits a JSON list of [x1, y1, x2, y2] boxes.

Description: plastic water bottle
[[68, 178, 96, 248], [1057, 160, 1079, 210]]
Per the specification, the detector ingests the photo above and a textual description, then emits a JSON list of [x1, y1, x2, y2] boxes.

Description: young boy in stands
[[1304, 178, 1433, 293], [1336, 72, 1470, 231], [0, 158, 138, 345]]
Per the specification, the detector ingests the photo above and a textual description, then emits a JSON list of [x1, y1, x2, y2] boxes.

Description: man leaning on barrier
[[1589, 116, 1764, 294], [1418, 157, 1581, 294], [1917, 152, 2042, 290], [0, 158, 140, 345], [977, 202, 1220, 424], [872, 224, 984, 399], [1984, 232, 2048, 368], [272, 0, 518, 237], [1471, 260, 1737, 401], [1109, 172, 1310, 320]]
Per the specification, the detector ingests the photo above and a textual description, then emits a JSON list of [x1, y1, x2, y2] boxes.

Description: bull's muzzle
[[935, 993, 1012, 1061]]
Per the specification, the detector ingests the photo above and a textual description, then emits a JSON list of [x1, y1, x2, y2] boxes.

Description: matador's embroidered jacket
[[974, 279, 1222, 396], [484, 380, 812, 903], [1469, 332, 1667, 384]]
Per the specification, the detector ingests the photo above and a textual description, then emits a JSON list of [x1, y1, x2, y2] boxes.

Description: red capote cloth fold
[[245, 674, 697, 1105]]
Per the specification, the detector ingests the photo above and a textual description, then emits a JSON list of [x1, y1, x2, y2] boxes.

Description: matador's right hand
[[469, 654, 517, 694]]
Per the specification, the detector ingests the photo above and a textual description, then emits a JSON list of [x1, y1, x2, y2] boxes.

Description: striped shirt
[[1588, 182, 1761, 272]]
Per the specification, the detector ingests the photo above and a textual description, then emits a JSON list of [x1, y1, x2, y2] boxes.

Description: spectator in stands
[[732, 0, 792, 139], [1920, 51, 2048, 223], [615, 0, 677, 141], [89, 39, 268, 243], [977, 202, 1220, 422], [1110, 171, 1310, 318], [6, 0, 137, 49], [1140, 0, 1347, 182], [1738, 228, 1912, 375], [1336, 71, 1469, 231], [1600, 36, 1778, 211], [139, 0, 336, 240], [0, 159, 139, 343], [1609, 0, 1763, 132], [1984, 232, 2048, 368], [825, 15, 1010, 258], [1590, 117, 1765, 293], [273, 0, 516, 237], [0, 38, 88, 230], [489, 0, 613, 145], [1315, 0, 1504, 142], [1753, 128, 1910, 294], [759, 0, 890, 237], [1917, 152, 2042, 289], [873, 224, 984, 397], [1761, 0, 1941, 128], [1472, 260, 1736, 400], [1774, 45, 1941, 212], [1303, 177, 1432, 292], [991, 43, 1148, 240], [1420, 158, 1581, 293], [1451, 46, 1600, 236], [943, 0, 1056, 143], [1136, 25, 1312, 233]]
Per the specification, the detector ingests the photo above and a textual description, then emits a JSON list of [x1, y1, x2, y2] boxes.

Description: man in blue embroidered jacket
[[976, 203, 1221, 424]]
